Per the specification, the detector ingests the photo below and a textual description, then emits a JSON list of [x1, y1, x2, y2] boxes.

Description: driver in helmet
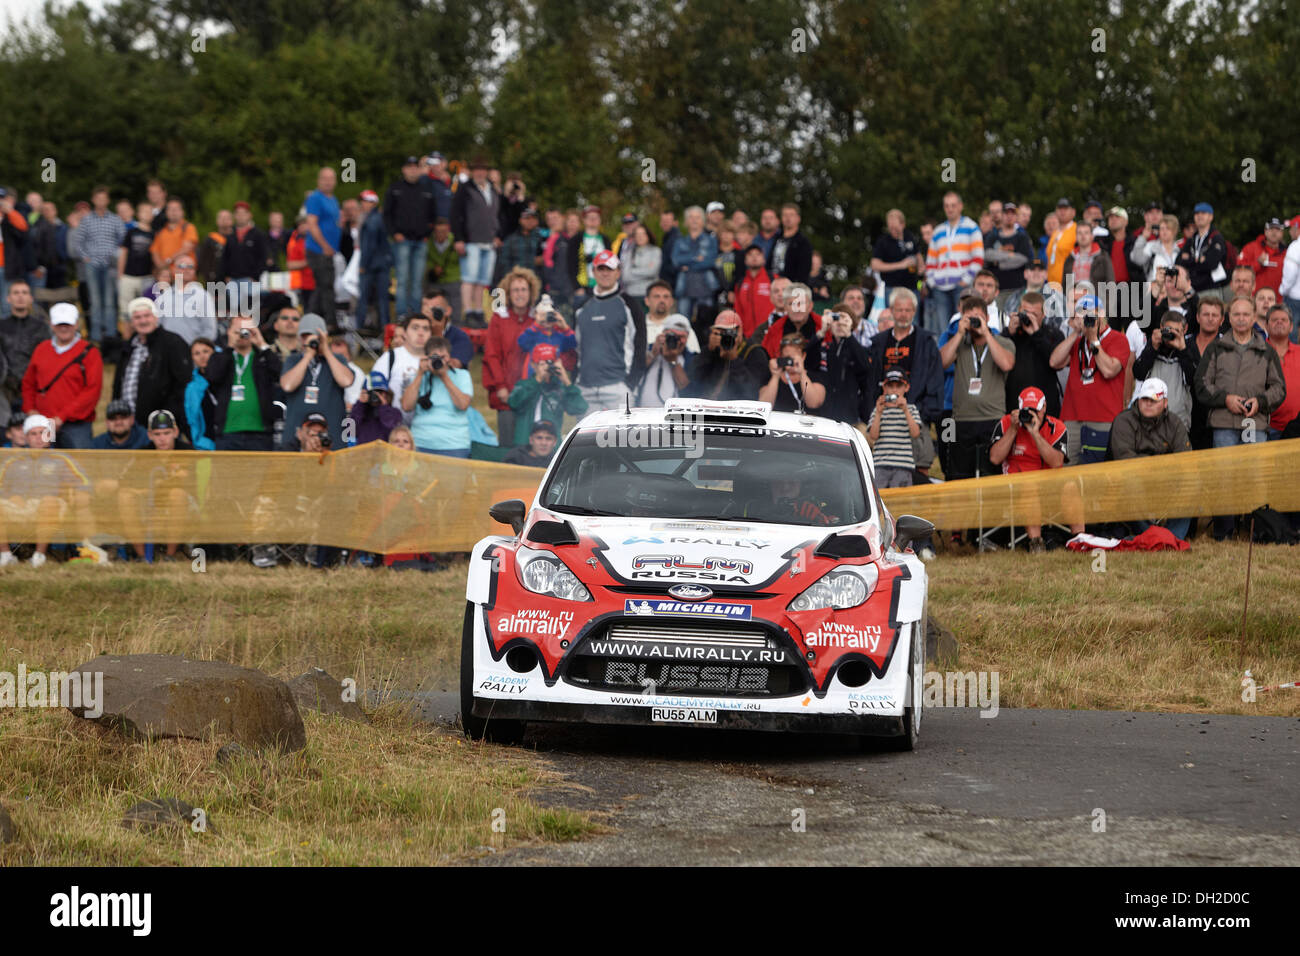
[[743, 463, 834, 525]]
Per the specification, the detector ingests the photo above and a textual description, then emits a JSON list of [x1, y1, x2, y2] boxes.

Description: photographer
[[203, 312, 282, 450], [403, 334, 473, 457], [760, 281, 822, 370], [1132, 311, 1196, 432], [1108, 378, 1193, 540], [819, 304, 872, 426], [373, 311, 434, 425], [759, 334, 827, 412], [348, 371, 403, 445], [1004, 292, 1064, 419], [684, 310, 770, 401], [1050, 293, 1129, 465], [420, 287, 474, 369], [640, 314, 694, 407], [939, 295, 1017, 482], [988, 386, 1070, 551], [506, 344, 587, 447], [517, 292, 578, 373], [278, 313, 354, 450]]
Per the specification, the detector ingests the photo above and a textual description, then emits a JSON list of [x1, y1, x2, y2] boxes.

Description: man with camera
[[684, 310, 770, 402], [640, 314, 694, 407], [1107, 378, 1193, 540], [403, 335, 474, 456], [506, 344, 587, 448], [203, 310, 282, 451], [420, 287, 474, 369], [1050, 293, 1129, 465], [373, 311, 434, 425], [1004, 292, 1065, 419], [278, 312, 354, 450], [759, 334, 827, 413], [988, 386, 1069, 552], [1132, 311, 1196, 432], [760, 281, 822, 369], [939, 295, 1017, 482]]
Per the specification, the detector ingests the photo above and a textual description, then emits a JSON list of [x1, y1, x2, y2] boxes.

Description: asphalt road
[[413, 693, 1300, 865]]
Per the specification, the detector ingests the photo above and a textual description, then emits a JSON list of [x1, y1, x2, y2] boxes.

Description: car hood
[[546, 515, 883, 589]]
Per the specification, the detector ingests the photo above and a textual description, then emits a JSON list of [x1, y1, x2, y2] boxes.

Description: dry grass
[[927, 540, 1300, 715]]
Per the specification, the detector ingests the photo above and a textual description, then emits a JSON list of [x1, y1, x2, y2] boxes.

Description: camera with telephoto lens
[[718, 328, 737, 350], [1161, 327, 1177, 343], [1015, 311, 1030, 328], [431, 356, 445, 371], [431, 306, 446, 321], [664, 332, 682, 350], [969, 316, 982, 330], [1018, 408, 1034, 426], [778, 356, 795, 368]]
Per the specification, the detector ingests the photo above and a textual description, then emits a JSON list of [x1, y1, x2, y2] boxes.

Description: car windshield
[[541, 424, 872, 527]]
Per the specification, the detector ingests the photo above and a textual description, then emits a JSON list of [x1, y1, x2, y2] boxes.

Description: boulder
[[286, 667, 370, 723], [0, 804, 16, 844], [68, 654, 306, 752], [925, 616, 960, 665], [122, 797, 209, 833]]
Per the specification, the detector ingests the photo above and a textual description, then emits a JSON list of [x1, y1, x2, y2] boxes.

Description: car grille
[[564, 620, 807, 698]]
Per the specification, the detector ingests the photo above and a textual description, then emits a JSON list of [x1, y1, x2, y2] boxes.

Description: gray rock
[[68, 654, 306, 752], [925, 615, 959, 665], [215, 742, 251, 765], [286, 667, 370, 723], [0, 804, 16, 844], [122, 797, 212, 834]]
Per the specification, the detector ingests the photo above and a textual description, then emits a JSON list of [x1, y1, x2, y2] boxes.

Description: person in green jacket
[[507, 343, 587, 447]]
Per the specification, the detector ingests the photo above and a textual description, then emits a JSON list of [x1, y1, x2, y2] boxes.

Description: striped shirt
[[925, 216, 984, 291], [77, 211, 126, 265], [867, 402, 920, 469]]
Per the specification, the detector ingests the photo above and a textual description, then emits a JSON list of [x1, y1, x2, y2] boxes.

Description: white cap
[[706, 201, 725, 214], [23, 413, 53, 436], [1135, 377, 1168, 401], [49, 302, 79, 326]]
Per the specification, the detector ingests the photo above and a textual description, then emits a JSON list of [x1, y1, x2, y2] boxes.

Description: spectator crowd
[[2, 160, 1299, 566]]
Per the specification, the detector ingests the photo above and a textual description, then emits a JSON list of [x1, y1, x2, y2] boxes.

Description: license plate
[[651, 707, 718, 724]]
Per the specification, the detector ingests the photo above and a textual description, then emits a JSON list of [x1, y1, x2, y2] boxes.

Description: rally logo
[[624, 599, 752, 620], [631, 555, 754, 573], [624, 536, 769, 550], [496, 609, 576, 640], [804, 622, 883, 652]]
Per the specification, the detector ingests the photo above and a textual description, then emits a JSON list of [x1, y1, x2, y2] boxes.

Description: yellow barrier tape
[[0, 440, 1294, 552]]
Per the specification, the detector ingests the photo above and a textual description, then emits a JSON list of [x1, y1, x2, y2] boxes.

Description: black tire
[[459, 601, 526, 745], [865, 615, 924, 752]]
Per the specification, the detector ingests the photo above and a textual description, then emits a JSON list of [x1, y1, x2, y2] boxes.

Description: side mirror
[[489, 499, 527, 535], [893, 514, 935, 553]]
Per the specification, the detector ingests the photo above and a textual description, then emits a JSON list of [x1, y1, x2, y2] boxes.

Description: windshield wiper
[[547, 504, 625, 517]]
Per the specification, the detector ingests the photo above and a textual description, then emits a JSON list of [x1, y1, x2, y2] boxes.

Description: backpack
[[1251, 507, 1299, 545]]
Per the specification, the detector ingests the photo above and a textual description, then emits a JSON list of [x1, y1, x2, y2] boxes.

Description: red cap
[[359, 190, 379, 203], [1018, 387, 1046, 411], [593, 250, 619, 270], [713, 310, 742, 329], [1289, 215, 1300, 229], [233, 200, 251, 211], [531, 344, 559, 362]]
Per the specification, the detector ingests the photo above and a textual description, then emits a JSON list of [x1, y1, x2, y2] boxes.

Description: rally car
[[461, 399, 934, 749]]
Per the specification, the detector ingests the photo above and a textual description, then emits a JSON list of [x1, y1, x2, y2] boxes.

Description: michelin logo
[[624, 599, 752, 620]]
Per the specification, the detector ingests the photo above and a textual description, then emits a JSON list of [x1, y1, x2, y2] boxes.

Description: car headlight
[[788, 565, 877, 611], [518, 550, 592, 601]]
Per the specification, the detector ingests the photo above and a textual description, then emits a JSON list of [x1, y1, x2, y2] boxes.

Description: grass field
[[2, 533, 1297, 865]]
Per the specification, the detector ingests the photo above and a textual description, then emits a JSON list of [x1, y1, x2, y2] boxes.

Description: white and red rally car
[[462, 399, 934, 749]]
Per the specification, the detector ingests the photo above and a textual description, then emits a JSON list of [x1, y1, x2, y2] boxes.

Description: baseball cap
[[1083, 199, 1103, 212], [530, 343, 559, 363], [298, 313, 328, 337], [1265, 217, 1284, 229], [582, 204, 601, 215], [106, 399, 133, 419], [713, 310, 742, 329], [233, 200, 251, 211], [367, 371, 391, 392], [1144, 201, 1162, 211], [1193, 202, 1214, 214], [147, 409, 177, 431], [1076, 294, 1102, 313], [621, 213, 638, 224], [1107, 206, 1128, 222], [0, 188, 7, 198], [593, 250, 619, 271], [1056, 197, 1073, 208], [49, 302, 79, 326], [1135, 378, 1168, 401], [404, 155, 421, 166], [1001, 201, 1018, 211], [531, 419, 557, 436], [359, 189, 379, 203], [304, 412, 329, 428], [1018, 386, 1046, 411], [1289, 215, 1300, 230], [661, 314, 692, 335], [519, 207, 538, 219], [884, 369, 909, 383], [7, 411, 26, 429], [1027, 257, 1046, 269], [706, 201, 725, 214], [428, 152, 445, 163], [23, 413, 53, 435]]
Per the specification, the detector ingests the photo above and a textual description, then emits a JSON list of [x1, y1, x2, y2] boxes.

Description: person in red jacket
[[483, 266, 539, 447], [733, 244, 773, 338], [21, 302, 102, 449], [760, 282, 823, 367], [1237, 218, 1288, 294]]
